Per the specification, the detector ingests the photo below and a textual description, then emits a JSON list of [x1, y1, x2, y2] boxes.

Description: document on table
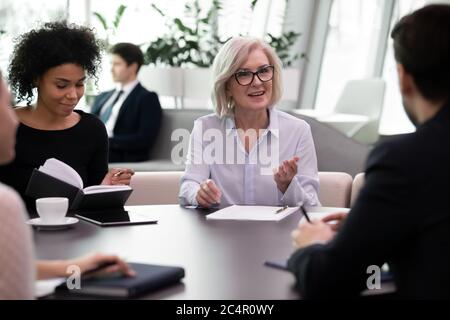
[[206, 205, 299, 221]]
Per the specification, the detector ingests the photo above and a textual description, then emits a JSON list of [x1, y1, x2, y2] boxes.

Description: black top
[[288, 104, 450, 299], [0, 110, 109, 212], [91, 83, 162, 162]]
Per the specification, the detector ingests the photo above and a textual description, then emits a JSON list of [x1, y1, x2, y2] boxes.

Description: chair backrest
[[291, 112, 369, 176], [126, 171, 353, 207], [126, 171, 183, 205], [350, 172, 365, 207], [335, 78, 386, 119], [148, 108, 212, 160], [318, 172, 353, 208]]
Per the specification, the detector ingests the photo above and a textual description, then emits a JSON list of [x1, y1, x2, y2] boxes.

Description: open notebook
[[26, 158, 132, 211], [206, 205, 299, 221], [37, 158, 131, 194]]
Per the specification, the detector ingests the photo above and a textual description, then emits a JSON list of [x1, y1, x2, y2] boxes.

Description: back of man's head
[[111, 42, 144, 73], [391, 4, 450, 104]]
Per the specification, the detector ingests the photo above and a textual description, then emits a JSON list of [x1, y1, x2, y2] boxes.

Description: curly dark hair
[[8, 21, 103, 104]]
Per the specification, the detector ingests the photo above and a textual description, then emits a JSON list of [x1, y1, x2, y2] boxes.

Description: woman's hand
[[274, 156, 299, 193], [67, 252, 136, 278], [196, 179, 222, 208], [102, 168, 135, 185]]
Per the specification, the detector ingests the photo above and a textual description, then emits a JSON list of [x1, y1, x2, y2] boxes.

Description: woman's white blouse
[[179, 108, 320, 207]]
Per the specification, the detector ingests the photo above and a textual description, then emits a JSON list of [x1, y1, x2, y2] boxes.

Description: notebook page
[[83, 185, 132, 194], [38, 158, 83, 189]]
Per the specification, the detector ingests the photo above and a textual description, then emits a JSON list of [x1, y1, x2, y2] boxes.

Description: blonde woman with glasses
[[179, 37, 320, 208]]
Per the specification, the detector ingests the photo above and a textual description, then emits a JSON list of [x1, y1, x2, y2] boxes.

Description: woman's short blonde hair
[[211, 37, 283, 117]]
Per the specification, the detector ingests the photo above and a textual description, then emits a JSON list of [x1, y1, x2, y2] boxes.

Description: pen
[[299, 205, 311, 223], [113, 170, 123, 177], [264, 260, 288, 271], [275, 205, 288, 214]]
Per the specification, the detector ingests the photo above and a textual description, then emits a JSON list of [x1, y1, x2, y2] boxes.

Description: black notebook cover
[[25, 169, 132, 211], [26, 169, 80, 204], [71, 189, 132, 211], [55, 263, 185, 298]]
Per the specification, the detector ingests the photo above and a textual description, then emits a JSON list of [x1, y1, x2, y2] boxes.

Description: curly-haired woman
[[0, 72, 134, 299], [0, 22, 134, 212]]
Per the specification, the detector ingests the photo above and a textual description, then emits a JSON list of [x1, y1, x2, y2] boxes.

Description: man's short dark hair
[[391, 4, 450, 104], [111, 43, 144, 73]]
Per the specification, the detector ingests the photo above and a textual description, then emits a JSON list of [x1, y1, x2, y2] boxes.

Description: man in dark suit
[[288, 4, 450, 299], [91, 43, 162, 162]]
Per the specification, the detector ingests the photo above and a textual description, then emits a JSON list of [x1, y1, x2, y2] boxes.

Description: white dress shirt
[[101, 79, 139, 137], [179, 108, 320, 207]]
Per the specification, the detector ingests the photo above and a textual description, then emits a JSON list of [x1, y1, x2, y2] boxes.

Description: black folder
[[25, 169, 132, 211], [55, 263, 185, 298]]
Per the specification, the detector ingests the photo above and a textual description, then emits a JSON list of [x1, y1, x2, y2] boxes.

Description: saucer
[[27, 217, 79, 230]]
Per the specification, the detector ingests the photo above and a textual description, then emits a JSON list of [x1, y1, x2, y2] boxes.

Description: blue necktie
[[100, 90, 124, 123]]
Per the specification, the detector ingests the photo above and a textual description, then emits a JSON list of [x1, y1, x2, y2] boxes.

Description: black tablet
[[75, 208, 158, 227]]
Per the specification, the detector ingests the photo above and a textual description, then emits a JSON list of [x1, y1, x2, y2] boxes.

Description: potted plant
[[140, 0, 304, 108]]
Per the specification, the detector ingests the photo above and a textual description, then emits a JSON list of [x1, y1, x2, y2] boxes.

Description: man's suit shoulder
[[133, 84, 159, 100], [139, 86, 158, 98], [366, 132, 420, 173]]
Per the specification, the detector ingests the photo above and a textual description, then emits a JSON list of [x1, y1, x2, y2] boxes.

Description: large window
[[0, 0, 67, 75], [87, 0, 288, 108], [0, 0, 287, 108], [379, 0, 448, 135], [314, 0, 385, 114]]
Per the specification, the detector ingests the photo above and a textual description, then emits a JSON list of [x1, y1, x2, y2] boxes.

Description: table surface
[[34, 205, 303, 299]]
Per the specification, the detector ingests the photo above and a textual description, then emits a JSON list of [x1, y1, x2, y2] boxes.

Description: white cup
[[36, 197, 69, 223]]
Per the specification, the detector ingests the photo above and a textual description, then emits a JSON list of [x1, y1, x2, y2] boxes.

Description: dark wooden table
[[34, 205, 301, 299]]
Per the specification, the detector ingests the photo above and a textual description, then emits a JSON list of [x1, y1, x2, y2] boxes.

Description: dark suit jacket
[[288, 104, 450, 299], [92, 83, 162, 162]]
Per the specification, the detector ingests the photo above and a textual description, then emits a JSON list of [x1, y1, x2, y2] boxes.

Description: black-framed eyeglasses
[[234, 65, 274, 86]]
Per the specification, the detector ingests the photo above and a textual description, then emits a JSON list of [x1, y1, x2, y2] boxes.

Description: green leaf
[[174, 18, 195, 35], [150, 4, 166, 17], [251, 0, 258, 11], [93, 12, 108, 32], [113, 5, 127, 29]]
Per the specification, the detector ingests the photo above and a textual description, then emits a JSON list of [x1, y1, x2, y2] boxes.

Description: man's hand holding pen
[[291, 209, 348, 249]]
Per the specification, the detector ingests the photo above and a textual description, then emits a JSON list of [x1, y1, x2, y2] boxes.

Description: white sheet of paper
[[35, 278, 65, 298], [206, 205, 299, 221]]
